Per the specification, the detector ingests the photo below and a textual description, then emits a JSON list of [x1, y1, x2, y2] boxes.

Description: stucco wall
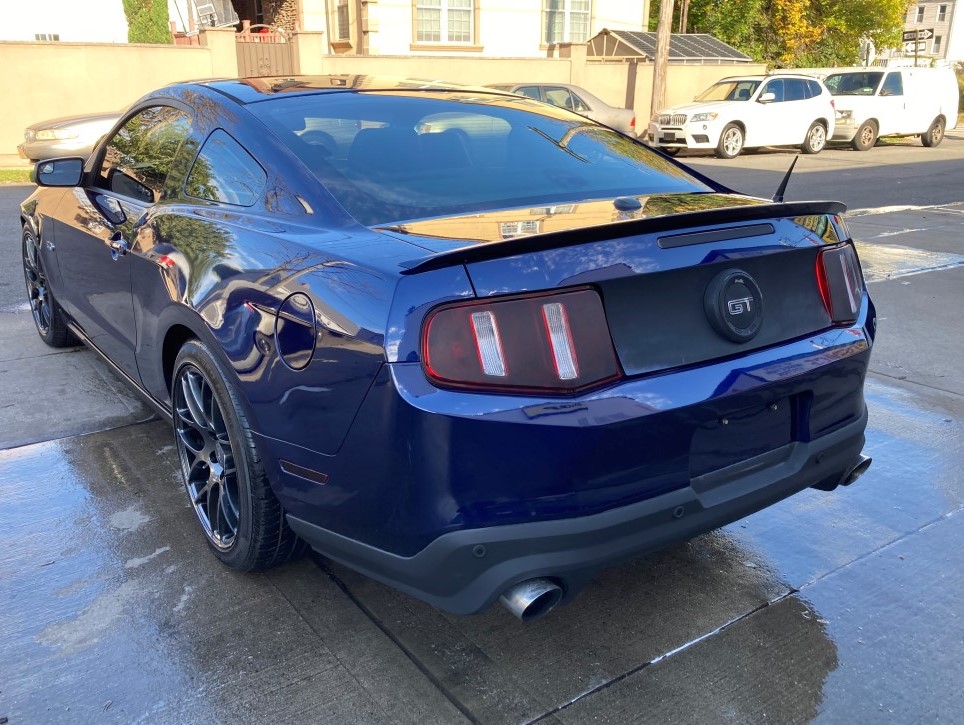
[[1, 41, 216, 155]]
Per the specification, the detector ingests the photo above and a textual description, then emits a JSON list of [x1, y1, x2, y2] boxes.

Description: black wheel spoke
[[174, 360, 241, 552]]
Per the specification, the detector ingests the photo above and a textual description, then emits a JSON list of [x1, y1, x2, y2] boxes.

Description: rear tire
[[662, 147, 681, 156], [922, 117, 945, 147], [801, 122, 827, 154], [22, 229, 74, 348], [851, 121, 878, 151], [172, 339, 305, 571], [715, 124, 744, 159]]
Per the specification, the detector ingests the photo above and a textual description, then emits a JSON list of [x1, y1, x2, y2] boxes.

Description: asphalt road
[[1, 137, 963, 724]]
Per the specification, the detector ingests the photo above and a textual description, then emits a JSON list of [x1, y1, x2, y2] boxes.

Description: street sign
[[903, 40, 927, 52], [902, 28, 934, 42]]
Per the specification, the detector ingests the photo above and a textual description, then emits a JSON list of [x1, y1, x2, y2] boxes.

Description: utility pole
[[651, 0, 675, 118]]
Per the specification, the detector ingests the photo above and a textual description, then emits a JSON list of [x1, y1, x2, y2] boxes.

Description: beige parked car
[[487, 82, 637, 136]]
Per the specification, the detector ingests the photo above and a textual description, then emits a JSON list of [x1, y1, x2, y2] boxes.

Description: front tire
[[22, 229, 74, 348], [715, 124, 744, 159], [851, 121, 878, 151], [922, 117, 945, 147], [801, 122, 827, 154], [172, 339, 304, 571]]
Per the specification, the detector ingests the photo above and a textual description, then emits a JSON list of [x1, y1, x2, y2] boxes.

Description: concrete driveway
[[2, 138, 963, 724]]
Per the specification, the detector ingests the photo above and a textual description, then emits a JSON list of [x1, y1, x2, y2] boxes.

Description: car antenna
[[772, 156, 798, 203]]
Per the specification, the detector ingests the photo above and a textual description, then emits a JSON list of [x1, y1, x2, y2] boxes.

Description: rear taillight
[[816, 243, 863, 325], [630, 116, 636, 130], [422, 288, 621, 394]]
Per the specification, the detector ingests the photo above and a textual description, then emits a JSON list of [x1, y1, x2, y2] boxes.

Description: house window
[[938, 4, 947, 21], [543, 0, 591, 45], [916, 5, 925, 22], [336, 0, 350, 39], [934, 35, 943, 53], [35, 33, 60, 41], [415, 0, 473, 44]]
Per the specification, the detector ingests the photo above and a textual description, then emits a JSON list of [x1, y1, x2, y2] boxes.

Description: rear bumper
[[288, 405, 867, 614]]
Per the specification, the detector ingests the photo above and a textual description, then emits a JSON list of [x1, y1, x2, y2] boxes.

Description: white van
[[821, 67, 959, 150]]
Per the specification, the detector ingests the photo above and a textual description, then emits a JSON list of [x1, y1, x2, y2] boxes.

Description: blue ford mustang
[[20, 77, 874, 620]]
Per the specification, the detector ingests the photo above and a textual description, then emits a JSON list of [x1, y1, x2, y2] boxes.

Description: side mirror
[[33, 157, 84, 187], [758, 92, 776, 104]]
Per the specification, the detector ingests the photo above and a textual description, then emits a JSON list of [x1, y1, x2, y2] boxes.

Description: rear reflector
[[470, 310, 507, 377], [422, 287, 620, 394], [816, 243, 863, 325], [542, 302, 578, 380]]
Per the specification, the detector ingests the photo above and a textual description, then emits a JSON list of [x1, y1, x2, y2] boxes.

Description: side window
[[762, 79, 786, 102], [186, 129, 267, 207], [99, 106, 191, 203], [543, 87, 575, 109], [516, 86, 542, 101], [785, 79, 808, 101], [880, 73, 904, 96]]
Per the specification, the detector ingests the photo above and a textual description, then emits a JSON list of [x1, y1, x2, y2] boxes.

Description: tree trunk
[[651, 0, 675, 117]]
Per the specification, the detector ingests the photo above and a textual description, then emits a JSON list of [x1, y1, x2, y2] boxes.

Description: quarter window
[[543, 0, 591, 44], [415, 0, 473, 44], [186, 130, 266, 207], [99, 106, 191, 203]]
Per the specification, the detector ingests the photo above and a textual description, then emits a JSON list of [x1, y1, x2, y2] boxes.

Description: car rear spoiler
[[399, 200, 847, 274]]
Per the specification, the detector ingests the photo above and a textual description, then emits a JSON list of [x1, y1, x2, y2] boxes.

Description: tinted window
[[253, 92, 709, 226], [186, 129, 266, 207], [762, 79, 786, 102], [99, 106, 191, 203], [806, 80, 822, 98], [881, 72, 904, 96], [785, 79, 808, 101]]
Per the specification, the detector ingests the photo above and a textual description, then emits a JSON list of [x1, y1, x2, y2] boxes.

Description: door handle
[[108, 231, 129, 259]]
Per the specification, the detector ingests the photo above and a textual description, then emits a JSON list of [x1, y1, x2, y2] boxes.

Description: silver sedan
[[18, 111, 121, 162], [487, 82, 637, 136]]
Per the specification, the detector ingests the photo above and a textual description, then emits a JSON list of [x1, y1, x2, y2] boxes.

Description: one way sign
[[902, 28, 934, 42]]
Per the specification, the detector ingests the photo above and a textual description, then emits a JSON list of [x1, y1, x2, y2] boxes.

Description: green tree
[[651, 0, 912, 67], [123, 0, 172, 44]]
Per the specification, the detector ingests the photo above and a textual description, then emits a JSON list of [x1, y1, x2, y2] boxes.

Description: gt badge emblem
[[704, 269, 764, 343]]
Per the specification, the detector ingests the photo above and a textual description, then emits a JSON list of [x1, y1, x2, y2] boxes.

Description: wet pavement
[[2, 143, 964, 724]]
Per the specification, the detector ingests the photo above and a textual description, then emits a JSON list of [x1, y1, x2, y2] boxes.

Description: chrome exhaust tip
[[841, 454, 872, 486], [499, 578, 563, 621]]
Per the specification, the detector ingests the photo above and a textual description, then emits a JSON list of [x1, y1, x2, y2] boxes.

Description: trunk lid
[[386, 194, 848, 378]]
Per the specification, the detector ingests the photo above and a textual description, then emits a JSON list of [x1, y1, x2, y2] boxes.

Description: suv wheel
[[851, 121, 878, 152], [922, 117, 945, 147], [715, 124, 744, 159], [801, 122, 827, 154]]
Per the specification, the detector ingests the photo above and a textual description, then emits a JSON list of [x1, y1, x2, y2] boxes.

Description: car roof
[[181, 75, 514, 105], [715, 74, 824, 82]]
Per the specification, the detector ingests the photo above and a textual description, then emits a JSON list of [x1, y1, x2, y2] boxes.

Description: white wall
[[5, 0, 128, 43], [367, 0, 647, 58]]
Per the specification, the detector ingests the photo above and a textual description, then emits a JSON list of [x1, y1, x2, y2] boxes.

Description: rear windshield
[[824, 72, 884, 96], [250, 91, 710, 226]]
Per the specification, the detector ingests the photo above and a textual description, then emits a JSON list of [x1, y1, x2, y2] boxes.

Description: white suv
[[647, 74, 836, 159]]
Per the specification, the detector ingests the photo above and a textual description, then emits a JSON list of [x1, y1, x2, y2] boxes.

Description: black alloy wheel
[[22, 229, 72, 347], [175, 363, 242, 551], [172, 340, 304, 570]]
